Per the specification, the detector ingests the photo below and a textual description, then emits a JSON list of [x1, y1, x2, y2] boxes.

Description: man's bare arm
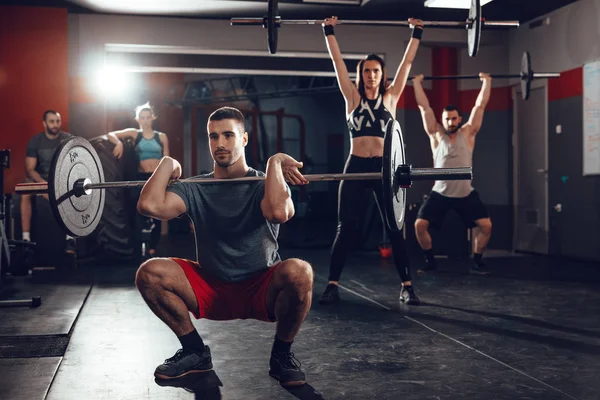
[[137, 157, 186, 220], [413, 75, 441, 135], [25, 157, 45, 183], [464, 73, 492, 136], [261, 154, 300, 224]]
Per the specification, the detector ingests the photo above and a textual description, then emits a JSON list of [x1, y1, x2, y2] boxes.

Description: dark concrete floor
[[1, 233, 599, 399]]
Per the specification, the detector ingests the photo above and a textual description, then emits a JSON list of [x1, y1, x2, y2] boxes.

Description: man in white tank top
[[411, 73, 493, 275]]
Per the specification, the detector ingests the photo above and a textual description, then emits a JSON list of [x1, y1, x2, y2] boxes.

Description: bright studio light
[[424, 0, 493, 9], [95, 66, 130, 98]]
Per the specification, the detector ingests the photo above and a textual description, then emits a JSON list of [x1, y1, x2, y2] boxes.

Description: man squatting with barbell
[[134, 107, 312, 386], [412, 73, 493, 276]]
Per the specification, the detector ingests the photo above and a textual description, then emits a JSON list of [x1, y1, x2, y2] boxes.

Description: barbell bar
[[231, 0, 519, 56], [14, 120, 472, 237], [231, 18, 517, 27], [415, 73, 560, 80], [17, 169, 470, 193], [411, 51, 561, 101]]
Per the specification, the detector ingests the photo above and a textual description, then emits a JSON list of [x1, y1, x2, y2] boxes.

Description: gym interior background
[[0, 0, 599, 399]]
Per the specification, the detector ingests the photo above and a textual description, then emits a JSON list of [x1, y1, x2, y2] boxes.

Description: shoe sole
[[269, 372, 306, 386], [400, 297, 421, 306], [154, 367, 213, 380]]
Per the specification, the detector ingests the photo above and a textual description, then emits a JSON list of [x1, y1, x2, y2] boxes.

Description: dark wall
[[507, 0, 600, 263], [549, 95, 600, 261]]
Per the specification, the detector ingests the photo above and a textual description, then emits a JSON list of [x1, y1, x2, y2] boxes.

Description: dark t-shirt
[[167, 168, 282, 282], [26, 132, 72, 181]]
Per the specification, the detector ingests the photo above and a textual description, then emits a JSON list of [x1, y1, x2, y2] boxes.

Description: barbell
[[15, 120, 472, 237], [231, 0, 519, 57], [411, 51, 561, 101]]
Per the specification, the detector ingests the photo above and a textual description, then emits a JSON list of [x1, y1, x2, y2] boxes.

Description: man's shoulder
[[31, 132, 46, 140], [27, 132, 46, 146], [196, 171, 215, 179], [248, 168, 265, 177], [173, 169, 265, 189], [172, 172, 213, 187]]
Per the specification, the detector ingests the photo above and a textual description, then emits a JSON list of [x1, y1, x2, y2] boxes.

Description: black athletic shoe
[[417, 262, 437, 275], [470, 263, 491, 276], [318, 283, 340, 305], [399, 285, 421, 305], [154, 346, 213, 380], [269, 351, 306, 386]]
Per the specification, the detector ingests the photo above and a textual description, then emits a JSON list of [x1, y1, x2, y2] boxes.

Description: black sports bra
[[347, 93, 394, 139]]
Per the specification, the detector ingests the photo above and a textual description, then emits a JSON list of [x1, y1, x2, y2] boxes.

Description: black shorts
[[417, 190, 489, 229]]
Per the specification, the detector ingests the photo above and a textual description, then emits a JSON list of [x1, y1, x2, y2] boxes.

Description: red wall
[[459, 86, 513, 112], [0, 6, 69, 194], [548, 66, 583, 101]]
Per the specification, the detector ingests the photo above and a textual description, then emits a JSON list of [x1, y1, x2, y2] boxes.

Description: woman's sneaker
[[318, 283, 341, 305], [400, 285, 421, 305]]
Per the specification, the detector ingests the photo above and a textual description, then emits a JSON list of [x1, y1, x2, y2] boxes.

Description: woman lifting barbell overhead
[[318, 16, 424, 306]]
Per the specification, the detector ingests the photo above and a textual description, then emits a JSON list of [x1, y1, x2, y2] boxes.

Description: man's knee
[[135, 258, 174, 288], [278, 259, 314, 291], [414, 218, 429, 234], [476, 218, 492, 235]]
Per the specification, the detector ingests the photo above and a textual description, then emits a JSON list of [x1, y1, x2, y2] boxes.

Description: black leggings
[[136, 172, 161, 251], [328, 155, 412, 283]]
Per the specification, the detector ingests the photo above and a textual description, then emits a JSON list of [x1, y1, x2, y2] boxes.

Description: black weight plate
[[382, 120, 407, 232], [268, 0, 279, 54], [468, 0, 481, 57], [48, 136, 105, 237], [521, 51, 532, 100]]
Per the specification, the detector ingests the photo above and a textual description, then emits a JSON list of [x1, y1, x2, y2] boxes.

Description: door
[[513, 85, 549, 254]]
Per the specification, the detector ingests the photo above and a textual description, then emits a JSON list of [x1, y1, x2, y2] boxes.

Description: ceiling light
[[424, 0, 493, 9]]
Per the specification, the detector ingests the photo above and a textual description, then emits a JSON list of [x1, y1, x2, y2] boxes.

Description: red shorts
[[171, 257, 280, 322]]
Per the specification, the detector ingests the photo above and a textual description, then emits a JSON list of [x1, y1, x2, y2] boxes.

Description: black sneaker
[[470, 263, 491, 276], [399, 285, 421, 305], [154, 346, 213, 380], [318, 284, 340, 305], [269, 351, 306, 386]]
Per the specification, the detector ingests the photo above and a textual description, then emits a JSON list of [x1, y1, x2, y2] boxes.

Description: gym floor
[[1, 234, 599, 400]]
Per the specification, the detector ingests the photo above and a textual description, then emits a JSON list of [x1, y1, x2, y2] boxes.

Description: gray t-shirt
[[26, 132, 72, 181], [167, 168, 282, 282]]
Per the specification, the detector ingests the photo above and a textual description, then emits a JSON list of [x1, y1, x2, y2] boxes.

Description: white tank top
[[431, 132, 474, 198]]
